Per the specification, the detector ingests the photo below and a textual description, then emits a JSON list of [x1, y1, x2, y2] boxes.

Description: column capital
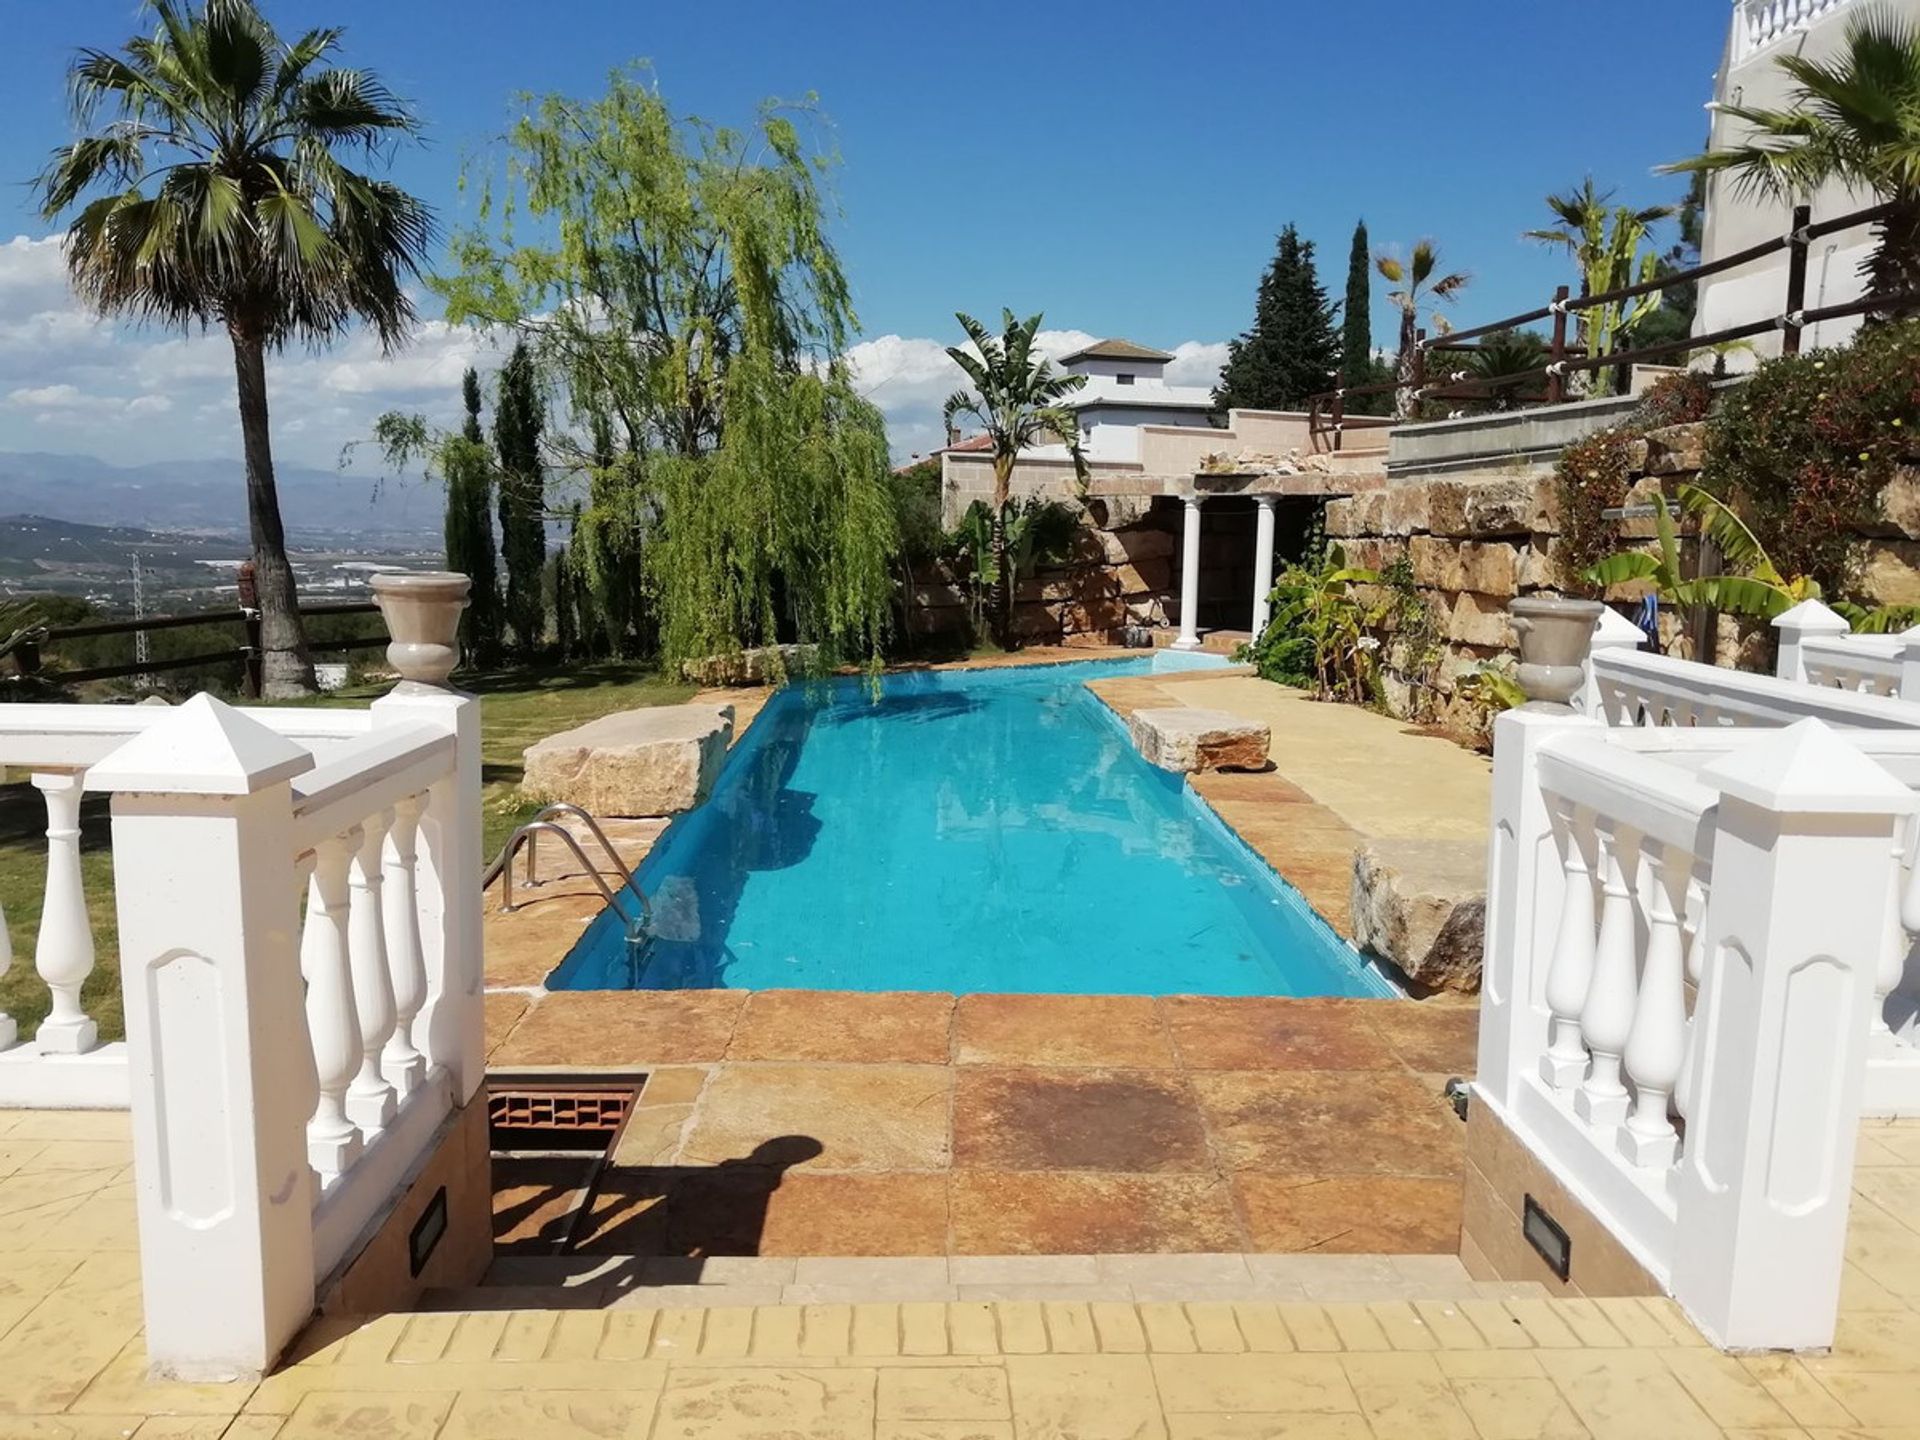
[[1252, 492, 1280, 509]]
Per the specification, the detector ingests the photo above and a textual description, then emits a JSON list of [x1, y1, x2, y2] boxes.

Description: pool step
[[422, 1252, 1549, 1312]]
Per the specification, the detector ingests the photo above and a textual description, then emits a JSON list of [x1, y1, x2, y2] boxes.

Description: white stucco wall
[[1697, 0, 1919, 359]]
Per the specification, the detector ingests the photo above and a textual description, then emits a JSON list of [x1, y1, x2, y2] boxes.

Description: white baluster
[[302, 832, 363, 1179], [1576, 819, 1640, 1129], [1674, 872, 1709, 1122], [1540, 800, 1597, 1090], [32, 770, 97, 1053], [345, 810, 398, 1133], [1885, 814, 1920, 1047], [1620, 840, 1690, 1168], [381, 794, 429, 1097]]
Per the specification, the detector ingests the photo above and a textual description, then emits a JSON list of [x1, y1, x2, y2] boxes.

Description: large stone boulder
[[1128, 707, 1270, 773], [522, 704, 735, 818], [680, 644, 818, 686], [1350, 839, 1486, 995]]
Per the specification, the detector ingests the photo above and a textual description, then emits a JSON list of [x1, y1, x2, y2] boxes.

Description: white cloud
[[0, 232, 1225, 473]]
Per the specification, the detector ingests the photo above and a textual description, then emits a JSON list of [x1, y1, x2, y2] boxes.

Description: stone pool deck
[[1086, 671, 1492, 939], [6, 1109, 1920, 1437], [486, 991, 1476, 1258]]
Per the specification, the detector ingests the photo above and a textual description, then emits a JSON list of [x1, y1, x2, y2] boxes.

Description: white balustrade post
[[1896, 624, 1920, 702], [0, 897, 14, 1052], [1771, 597, 1848, 685], [88, 695, 319, 1382], [1575, 819, 1640, 1129], [302, 833, 363, 1179], [1173, 495, 1203, 650], [381, 793, 429, 1097], [32, 770, 97, 1053], [1673, 719, 1914, 1351], [1619, 839, 1690, 1168], [1250, 495, 1278, 638], [344, 811, 398, 1133], [1476, 707, 1602, 1112], [1576, 605, 1647, 721], [369, 572, 485, 1103]]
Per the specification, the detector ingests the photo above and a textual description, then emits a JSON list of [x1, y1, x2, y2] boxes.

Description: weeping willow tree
[[435, 66, 898, 669]]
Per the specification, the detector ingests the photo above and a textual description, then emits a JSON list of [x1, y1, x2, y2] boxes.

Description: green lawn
[[0, 661, 694, 1043]]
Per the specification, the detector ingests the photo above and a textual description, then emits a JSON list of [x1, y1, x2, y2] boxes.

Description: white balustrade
[[1739, 0, 1851, 61], [56, 571, 485, 1381], [1481, 708, 1912, 1350]]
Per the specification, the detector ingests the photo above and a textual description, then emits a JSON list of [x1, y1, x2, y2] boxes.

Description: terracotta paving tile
[[483, 991, 530, 1061], [637, 1066, 711, 1108], [953, 994, 1175, 1068], [1366, 1002, 1480, 1074], [950, 1170, 1243, 1255], [1234, 1174, 1464, 1254], [484, 892, 604, 988], [678, 1063, 950, 1173], [491, 990, 746, 1068], [953, 1069, 1212, 1174], [730, 990, 955, 1064], [1162, 997, 1400, 1072], [749, 1172, 950, 1257], [1192, 1069, 1465, 1179]]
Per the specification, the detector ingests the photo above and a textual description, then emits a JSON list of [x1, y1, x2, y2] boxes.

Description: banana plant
[[1526, 180, 1676, 395], [1267, 544, 1388, 703], [1583, 482, 1819, 625]]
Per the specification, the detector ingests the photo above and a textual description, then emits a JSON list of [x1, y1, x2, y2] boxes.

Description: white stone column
[[1674, 719, 1913, 1351], [1173, 495, 1203, 650], [1250, 495, 1278, 638], [89, 694, 319, 1382]]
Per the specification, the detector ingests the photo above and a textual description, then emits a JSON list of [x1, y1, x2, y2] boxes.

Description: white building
[[1695, 0, 1920, 358], [1024, 337, 1219, 465]]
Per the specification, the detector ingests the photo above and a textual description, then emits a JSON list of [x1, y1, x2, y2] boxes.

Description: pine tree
[[444, 368, 503, 665], [494, 341, 547, 652], [1341, 220, 1373, 394], [1215, 225, 1341, 411]]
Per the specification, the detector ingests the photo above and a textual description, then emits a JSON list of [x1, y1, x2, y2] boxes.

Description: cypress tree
[[494, 341, 547, 653], [1215, 225, 1341, 411], [1341, 220, 1373, 395], [444, 368, 503, 665]]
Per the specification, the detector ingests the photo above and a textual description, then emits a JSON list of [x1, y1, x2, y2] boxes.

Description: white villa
[[1695, 0, 1920, 358], [1031, 337, 1219, 465]]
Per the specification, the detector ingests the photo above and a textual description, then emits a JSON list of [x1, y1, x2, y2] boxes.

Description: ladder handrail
[[484, 816, 652, 929]]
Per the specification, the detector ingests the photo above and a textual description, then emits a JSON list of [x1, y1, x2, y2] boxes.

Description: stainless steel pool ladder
[[483, 802, 653, 941]]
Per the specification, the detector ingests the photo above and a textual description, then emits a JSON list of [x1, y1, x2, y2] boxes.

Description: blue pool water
[[549, 657, 1391, 997]]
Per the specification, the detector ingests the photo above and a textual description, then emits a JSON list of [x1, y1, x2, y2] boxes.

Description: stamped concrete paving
[[6, 1110, 1920, 1437]]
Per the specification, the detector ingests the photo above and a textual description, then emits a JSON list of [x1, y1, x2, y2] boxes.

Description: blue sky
[[0, 0, 1734, 468]]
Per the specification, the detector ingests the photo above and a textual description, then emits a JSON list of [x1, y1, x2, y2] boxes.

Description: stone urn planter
[[371, 571, 470, 687], [1508, 596, 1605, 711]]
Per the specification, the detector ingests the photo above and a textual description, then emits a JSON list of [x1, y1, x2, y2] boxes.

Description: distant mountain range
[[0, 450, 445, 544]]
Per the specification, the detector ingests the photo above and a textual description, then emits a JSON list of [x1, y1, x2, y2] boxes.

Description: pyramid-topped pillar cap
[[90, 693, 314, 796], [1700, 717, 1914, 816], [1771, 598, 1849, 636], [1591, 605, 1646, 649]]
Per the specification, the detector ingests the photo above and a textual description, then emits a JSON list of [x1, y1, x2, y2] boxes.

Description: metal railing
[[1307, 199, 1913, 451]]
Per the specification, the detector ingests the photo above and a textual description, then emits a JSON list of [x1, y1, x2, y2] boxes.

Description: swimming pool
[[549, 656, 1392, 997]]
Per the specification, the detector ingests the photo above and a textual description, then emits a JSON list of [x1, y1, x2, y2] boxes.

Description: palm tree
[[1663, 6, 1920, 315], [941, 311, 1087, 647], [36, 0, 432, 697], [1525, 179, 1675, 392], [1374, 242, 1470, 420]]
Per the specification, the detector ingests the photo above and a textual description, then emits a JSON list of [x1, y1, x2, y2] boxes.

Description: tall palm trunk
[[992, 457, 1014, 649], [1392, 312, 1419, 421], [1868, 191, 1920, 321], [229, 328, 316, 698]]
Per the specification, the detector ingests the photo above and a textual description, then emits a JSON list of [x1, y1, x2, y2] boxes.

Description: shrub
[[1553, 370, 1719, 591], [1699, 320, 1920, 593]]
